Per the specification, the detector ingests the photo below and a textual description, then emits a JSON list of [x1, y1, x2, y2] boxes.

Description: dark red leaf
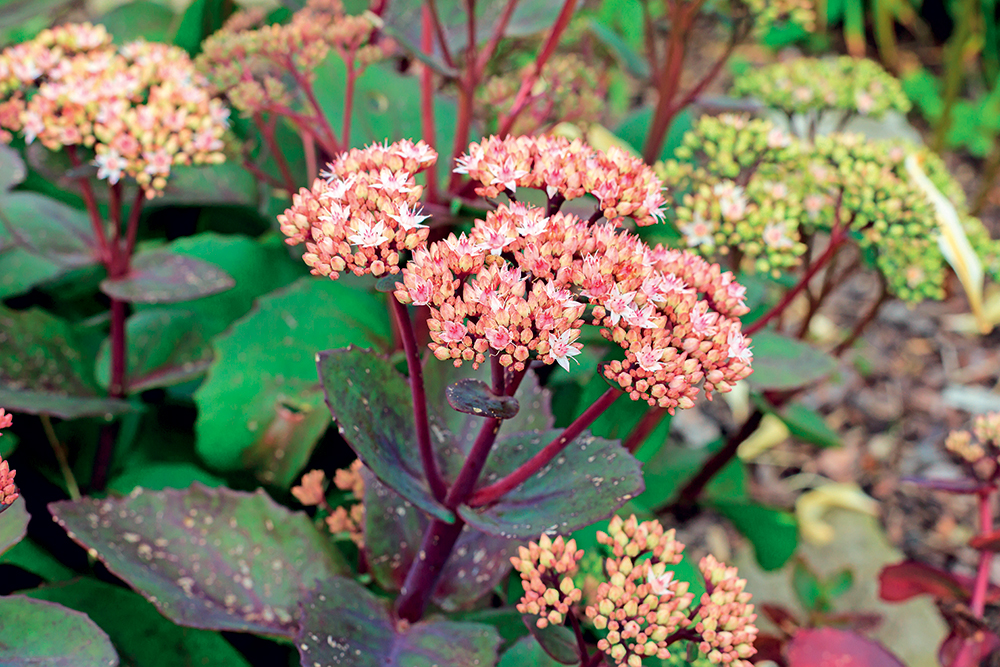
[[753, 634, 787, 665], [760, 603, 800, 636], [820, 612, 883, 634], [785, 628, 905, 667], [878, 561, 972, 604], [969, 529, 1000, 552], [939, 630, 1000, 667]]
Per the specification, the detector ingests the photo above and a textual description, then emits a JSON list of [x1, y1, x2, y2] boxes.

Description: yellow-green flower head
[[743, 0, 817, 33], [732, 56, 910, 120]]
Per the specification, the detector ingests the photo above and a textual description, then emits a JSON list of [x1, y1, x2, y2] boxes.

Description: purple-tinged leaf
[[0, 144, 25, 194], [939, 629, 1000, 667], [446, 379, 519, 420], [49, 483, 346, 638], [522, 616, 580, 665], [901, 476, 989, 495], [0, 192, 100, 268], [101, 251, 234, 304], [0, 497, 29, 556], [459, 430, 644, 539], [969, 529, 1000, 552], [364, 472, 515, 610], [95, 309, 213, 393], [317, 346, 454, 524], [155, 163, 258, 207], [0, 305, 133, 419], [786, 628, 905, 667], [748, 330, 837, 390], [0, 596, 119, 666], [878, 560, 1000, 604], [296, 576, 501, 667]]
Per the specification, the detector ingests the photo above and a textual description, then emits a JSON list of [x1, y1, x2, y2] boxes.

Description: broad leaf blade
[[0, 496, 29, 556], [101, 251, 235, 304], [459, 430, 644, 539], [0, 596, 119, 667], [446, 379, 520, 419], [318, 346, 453, 523], [0, 191, 100, 268], [0, 143, 25, 193], [49, 483, 346, 638], [747, 330, 837, 390], [296, 576, 501, 667], [523, 617, 579, 665], [786, 628, 905, 667], [0, 306, 132, 418]]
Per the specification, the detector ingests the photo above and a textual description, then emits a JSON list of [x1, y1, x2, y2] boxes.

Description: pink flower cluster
[[694, 555, 758, 666], [278, 139, 437, 277], [0, 24, 229, 198], [585, 515, 696, 666], [456, 135, 666, 226], [511, 534, 585, 628], [0, 409, 17, 510]]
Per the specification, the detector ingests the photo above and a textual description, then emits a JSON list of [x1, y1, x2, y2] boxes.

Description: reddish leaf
[[101, 251, 235, 304], [786, 628, 905, 667], [969, 529, 1000, 552], [939, 630, 1000, 667], [760, 603, 800, 635], [821, 612, 883, 634], [878, 561, 973, 604], [753, 634, 787, 665], [0, 192, 100, 268]]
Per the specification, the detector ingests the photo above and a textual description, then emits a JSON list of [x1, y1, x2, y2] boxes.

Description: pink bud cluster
[[585, 515, 695, 666], [455, 135, 667, 227], [510, 534, 585, 628], [278, 139, 437, 277], [0, 409, 17, 510], [944, 412, 1000, 478], [693, 555, 758, 666], [0, 24, 229, 198], [325, 460, 365, 547]]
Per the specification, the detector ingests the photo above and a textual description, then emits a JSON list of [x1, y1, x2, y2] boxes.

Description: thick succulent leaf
[[101, 251, 235, 304], [27, 579, 252, 667], [95, 309, 213, 393], [523, 617, 580, 665], [49, 483, 346, 638], [318, 346, 453, 523], [0, 191, 100, 268], [296, 575, 501, 667], [747, 330, 838, 390], [786, 628, 905, 667], [446, 379, 520, 419], [0, 305, 132, 418], [364, 472, 515, 610], [459, 430, 644, 539], [196, 277, 389, 487], [498, 636, 568, 667], [156, 162, 258, 207], [878, 560, 1000, 603], [0, 241, 65, 298], [710, 500, 797, 571], [0, 497, 29, 556], [0, 596, 119, 666]]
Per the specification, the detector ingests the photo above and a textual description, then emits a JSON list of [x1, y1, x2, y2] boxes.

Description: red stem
[[744, 226, 849, 337], [474, 0, 520, 79], [288, 65, 341, 153], [391, 298, 447, 502], [66, 147, 111, 264], [447, 0, 479, 193], [971, 489, 993, 618], [426, 0, 456, 69], [623, 406, 668, 454], [255, 115, 298, 193], [568, 609, 592, 663], [123, 188, 144, 266], [496, 0, 578, 138], [421, 5, 441, 204], [467, 387, 622, 506]]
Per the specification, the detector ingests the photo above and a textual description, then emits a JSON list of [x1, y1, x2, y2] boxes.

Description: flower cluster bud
[[732, 56, 910, 120], [293, 461, 365, 546], [479, 55, 603, 136], [0, 24, 229, 198], [278, 139, 437, 277], [196, 0, 393, 117], [510, 534, 585, 628], [292, 469, 327, 506], [0, 409, 17, 511], [945, 412, 1000, 480], [742, 0, 816, 32], [691, 555, 758, 666]]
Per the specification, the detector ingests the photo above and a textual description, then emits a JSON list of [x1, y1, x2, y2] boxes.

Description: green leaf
[[0, 496, 28, 556], [0, 538, 75, 583], [95, 309, 213, 393], [0, 306, 133, 419], [0, 240, 64, 298], [101, 251, 235, 304], [0, 143, 25, 193], [586, 17, 649, 79], [0, 596, 119, 667], [637, 438, 747, 510], [99, 0, 177, 43], [108, 462, 224, 494], [317, 346, 453, 523], [615, 107, 694, 163], [746, 330, 837, 390], [0, 191, 100, 269], [710, 500, 797, 571], [792, 558, 823, 612], [523, 618, 580, 665], [156, 162, 259, 208], [172, 0, 230, 57], [824, 568, 854, 601], [49, 483, 346, 638], [27, 579, 252, 667], [296, 575, 502, 667], [458, 429, 645, 539], [776, 402, 841, 449], [498, 636, 569, 667], [363, 472, 515, 609], [195, 277, 389, 487], [446, 379, 520, 419]]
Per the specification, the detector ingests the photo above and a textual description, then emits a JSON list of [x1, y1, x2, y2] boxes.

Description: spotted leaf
[[458, 430, 644, 539], [296, 576, 501, 667], [100, 251, 235, 304], [0, 596, 119, 667], [49, 483, 347, 639], [446, 379, 520, 420], [317, 346, 453, 523], [364, 472, 515, 610]]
